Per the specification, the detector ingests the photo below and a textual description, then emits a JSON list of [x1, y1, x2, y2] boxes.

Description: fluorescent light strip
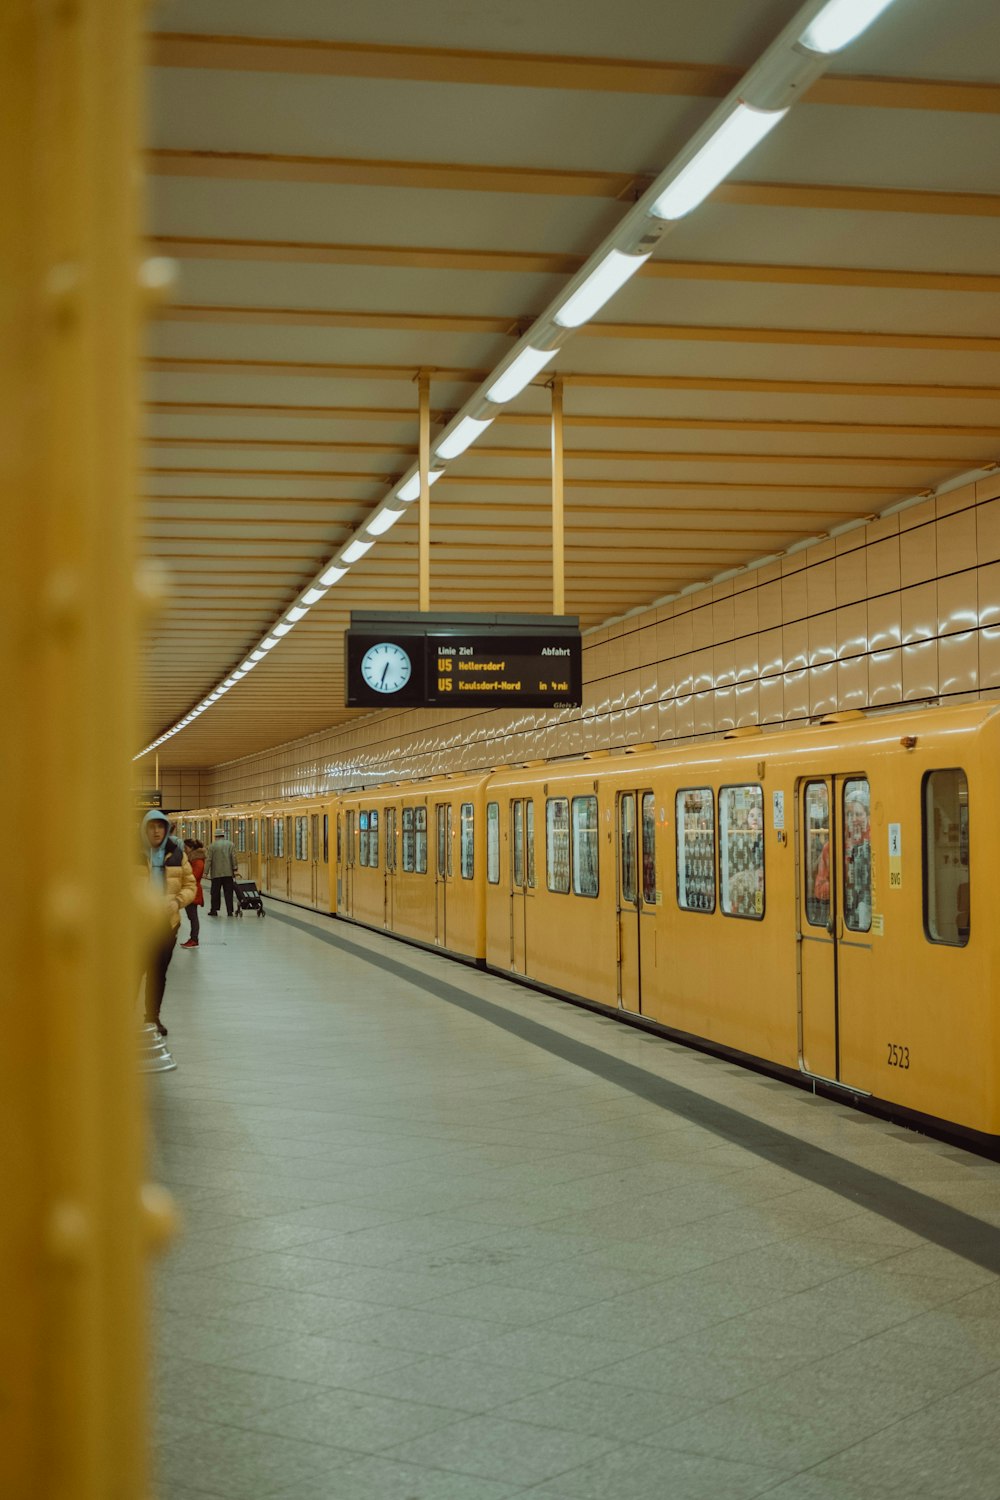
[[301, 587, 327, 605], [260, 636, 278, 650], [435, 414, 494, 461], [485, 346, 557, 405], [650, 103, 786, 221], [319, 563, 348, 586], [341, 538, 373, 563], [272, 621, 293, 637], [397, 469, 444, 503], [800, 0, 898, 52], [366, 506, 404, 537], [285, 605, 308, 622], [554, 249, 651, 329]]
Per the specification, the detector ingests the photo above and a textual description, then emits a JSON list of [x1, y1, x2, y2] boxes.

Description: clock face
[[360, 641, 412, 694]]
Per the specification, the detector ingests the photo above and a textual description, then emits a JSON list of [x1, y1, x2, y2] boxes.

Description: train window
[[436, 805, 450, 878], [344, 811, 354, 867], [486, 802, 500, 884], [260, 819, 268, 857], [311, 815, 319, 863], [572, 796, 599, 897], [322, 814, 328, 864], [924, 769, 970, 946], [676, 788, 715, 913], [359, 810, 369, 867], [620, 795, 637, 904], [285, 816, 293, 857], [336, 814, 342, 865], [513, 801, 524, 887], [719, 786, 764, 919], [842, 778, 872, 933], [295, 815, 308, 861], [251, 819, 259, 855], [273, 818, 284, 858], [642, 793, 656, 904], [402, 808, 415, 871], [804, 783, 830, 928], [415, 807, 428, 874], [526, 800, 536, 889], [370, 810, 379, 869], [546, 798, 570, 894], [236, 819, 245, 853], [385, 807, 397, 871], [460, 803, 474, 879]]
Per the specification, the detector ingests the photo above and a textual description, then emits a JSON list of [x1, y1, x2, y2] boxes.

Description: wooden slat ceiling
[[143, 0, 1000, 768]]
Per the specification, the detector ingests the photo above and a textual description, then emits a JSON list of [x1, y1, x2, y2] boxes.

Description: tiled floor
[[150, 905, 1000, 1500]]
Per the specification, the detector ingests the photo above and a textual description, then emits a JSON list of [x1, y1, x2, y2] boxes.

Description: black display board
[[346, 612, 582, 709]]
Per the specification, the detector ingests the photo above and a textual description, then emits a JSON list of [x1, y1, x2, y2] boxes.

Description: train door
[[508, 797, 535, 973], [384, 806, 397, 928], [434, 801, 452, 945], [342, 810, 355, 914], [310, 814, 320, 905], [798, 775, 873, 1089], [616, 790, 656, 1014]]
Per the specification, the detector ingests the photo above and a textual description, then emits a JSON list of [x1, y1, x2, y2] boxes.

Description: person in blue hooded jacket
[[140, 810, 196, 1036]]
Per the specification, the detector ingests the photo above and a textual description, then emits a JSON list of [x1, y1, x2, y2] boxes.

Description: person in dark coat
[[181, 839, 205, 948], [140, 810, 196, 1035]]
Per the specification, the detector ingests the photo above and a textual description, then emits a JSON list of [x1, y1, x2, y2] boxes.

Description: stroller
[[233, 880, 265, 918]]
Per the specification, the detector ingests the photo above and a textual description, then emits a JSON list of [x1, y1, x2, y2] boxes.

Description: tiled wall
[[201, 475, 1000, 806], [138, 768, 210, 812]]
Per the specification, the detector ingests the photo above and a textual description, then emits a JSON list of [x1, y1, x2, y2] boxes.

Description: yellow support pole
[[551, 376, 566, 616], [0, 2, 156, 1496], [418, 371, 431, 612]]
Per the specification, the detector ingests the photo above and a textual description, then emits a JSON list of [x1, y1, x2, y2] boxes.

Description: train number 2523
[[887, 1043, 910, 1069]]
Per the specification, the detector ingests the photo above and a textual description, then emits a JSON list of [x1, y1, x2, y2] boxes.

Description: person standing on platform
[[181, 838, 205, 948], [140, 810, 196, 1036], [205, 826, 239, 917]]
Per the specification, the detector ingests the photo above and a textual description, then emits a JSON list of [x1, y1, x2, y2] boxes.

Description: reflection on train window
[[237, 819, 246, 853], [311, 815, 319, 865], [720, 785, 764, 920], [460, 803, 474, 879], [842, 778, 871, 933], [804, 782, 830, 928], [273, 818, 284, 858], [322, 814, 328, 864], [572, 796, 599, 897], [620, 794, 636, 903], [415, 806, 428, 874], [546, 798, 570, 894], [436, 804, 451, 878], [486, 802, 499, 884], [526, 800, 535, 889], [513, 801, 524, 887], [676, 788, 715, 912], [359, 810, 370, 867], [402, 808, 415, 872], [642, 793, 656, 904], [336, 814, 341, 865], [295, 815, 308, 861], [924, 769, 970, 946], [345, 811, 354, 867], [251, 820, 259, 854], [285, 817, 293, 857], [370, 809, 379, 869], [385, 807, 397, 871], [261, 819, 268, 858]]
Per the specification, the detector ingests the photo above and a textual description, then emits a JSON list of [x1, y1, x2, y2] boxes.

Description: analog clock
[[360, 640, 412, 693]]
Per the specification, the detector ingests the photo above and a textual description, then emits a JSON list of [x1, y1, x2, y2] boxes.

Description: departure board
[[346, 612, 582, 709]]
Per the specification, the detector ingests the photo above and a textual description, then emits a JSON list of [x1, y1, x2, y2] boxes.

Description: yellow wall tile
[[836, 602, 867, 659], [782, 620, 808, 672], [976, 497, 1000, 564], [899, 523, 937, 587], [902, 639, 938, 700], [869, 648, 902, 705], [759, 675, 784, 723], [808, 610, 837, 666], [837, 655, 868, 711], [977, 562, 1000, 628], [937, 570, 978, 636], [836, 546, 867, 606], [936, 482, 977, 518], [781, 569, 809, 622], [733, 587, 758, 637], [713, 595, 735, 642], [783, 669, 809, 720], [807, 560, 837, 615], [898, 496, 936, 531], [866, 537, 900, 596], [901, 581, 937, 644], [756, 580, 783, 630], [938, 632, 978, 696], [759, 626, 784, 677], [979, 627, 1000, 690]]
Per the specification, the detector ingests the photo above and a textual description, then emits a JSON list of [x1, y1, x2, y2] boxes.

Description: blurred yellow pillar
[[0, 1, 154, 1495]]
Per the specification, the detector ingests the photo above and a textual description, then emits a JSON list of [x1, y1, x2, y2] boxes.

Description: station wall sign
[[136, 789, 163, 809], [346, 612, 582, 709]]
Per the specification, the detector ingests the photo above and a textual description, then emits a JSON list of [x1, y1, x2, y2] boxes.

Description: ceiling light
[[319, 563, 348, 586], [249, 650, 266, 662], [285, 605, 308, 622], [434, 415, 494, 461], [649, 103, 787, 221], [341, 539, 373, 563], [366, 507, 404, 537], [554, 249, 651, 329], [272, 622, 292, 637], [231, 668, 246, 679], [223, 677, 237, 687], [240, 659, 257, 672], [260, 636, 278, 650], [397, 469, 444, 503], [302, 587, 327, 605], [485, 346, 557, 405], [800, 0, 899, 53]]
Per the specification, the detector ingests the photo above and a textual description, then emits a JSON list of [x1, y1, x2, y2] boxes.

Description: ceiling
[[143, 0, 1000, 767]]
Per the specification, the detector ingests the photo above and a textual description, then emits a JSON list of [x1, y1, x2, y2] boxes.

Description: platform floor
[[151, 904, 1000, 1500]]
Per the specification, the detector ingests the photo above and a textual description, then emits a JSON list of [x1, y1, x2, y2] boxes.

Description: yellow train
[[175, 702, 992, 1149]]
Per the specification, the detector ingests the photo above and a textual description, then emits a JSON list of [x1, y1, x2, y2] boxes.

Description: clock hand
[[380, 661, 389, 686]]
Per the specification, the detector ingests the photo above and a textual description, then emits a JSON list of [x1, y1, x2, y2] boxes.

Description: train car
[[257, 795, 336, 910], [170, 701, 996, 1148], [336, 775, 488, 960]]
